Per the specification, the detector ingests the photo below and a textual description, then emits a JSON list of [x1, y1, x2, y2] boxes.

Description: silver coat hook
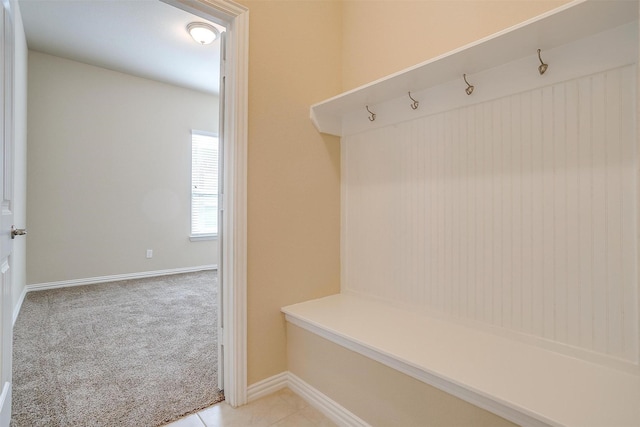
[[463, 74, 474, 95], [366, 105, 376, 122], [408, 92, 419, 110], [537, 49, 548, 75]]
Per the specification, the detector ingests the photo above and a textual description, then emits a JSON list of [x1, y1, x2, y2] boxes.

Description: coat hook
[[408, 92, 419, 110], [463, 74, 474, 95], [366, 105, 376, 122], [537, 49, 548, 75]]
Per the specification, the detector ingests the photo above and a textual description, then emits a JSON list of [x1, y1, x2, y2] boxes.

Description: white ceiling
[[19, 0, 224, 95]]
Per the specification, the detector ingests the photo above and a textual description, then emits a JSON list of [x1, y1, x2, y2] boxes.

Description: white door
[[0, 0, 15, 423], [217, 29, 226, 392]]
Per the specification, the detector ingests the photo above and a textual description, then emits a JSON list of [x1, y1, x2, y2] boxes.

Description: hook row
[[364, 48, 549, 122], [366, 92, 418, 122]]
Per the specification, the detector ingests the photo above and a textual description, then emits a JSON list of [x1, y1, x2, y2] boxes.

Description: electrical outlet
[[146, 249, 153, 259]]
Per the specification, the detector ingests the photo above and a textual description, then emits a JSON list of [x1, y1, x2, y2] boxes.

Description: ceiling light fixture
[[187, 22, 219, 45]]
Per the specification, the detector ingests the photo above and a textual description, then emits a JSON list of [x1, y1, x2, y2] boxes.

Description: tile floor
[[165, 388, 337, 427]]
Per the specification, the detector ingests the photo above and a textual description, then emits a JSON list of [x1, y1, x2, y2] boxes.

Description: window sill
[[189, 234, 218, 242]]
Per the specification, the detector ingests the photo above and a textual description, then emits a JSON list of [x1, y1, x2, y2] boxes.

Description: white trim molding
[[287, 373, 370, 427], [247, 371, 288, 402], [162, 0, 249, 408], [26, 265, 217, 292], [247, 372, 371, 427], [217, 0, 249, 408]]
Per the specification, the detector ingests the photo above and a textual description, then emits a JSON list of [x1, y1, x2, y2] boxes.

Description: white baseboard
[[247, 371, 289, 402], [26, 265, 218, 292], [247, 372, 370, 427], [12, 286, 27, 327], [287, 373, 370, 427], [0, 382, 11, 426]]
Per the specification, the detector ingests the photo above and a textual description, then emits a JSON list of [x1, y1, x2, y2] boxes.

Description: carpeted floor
[[11, 270, 224, 427]]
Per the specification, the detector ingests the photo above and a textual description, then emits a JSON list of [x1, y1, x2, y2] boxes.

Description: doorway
[[6, 0, 248, 419], [164, 0, 249, 407]]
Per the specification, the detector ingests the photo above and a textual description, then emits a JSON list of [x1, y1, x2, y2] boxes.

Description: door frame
[[163, 0, 249, 408]]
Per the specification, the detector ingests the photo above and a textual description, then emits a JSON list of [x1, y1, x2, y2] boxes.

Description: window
[[191, 131, 218, 238]]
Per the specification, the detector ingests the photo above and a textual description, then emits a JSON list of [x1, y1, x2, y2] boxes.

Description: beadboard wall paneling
[[343, 65, 638, 364]]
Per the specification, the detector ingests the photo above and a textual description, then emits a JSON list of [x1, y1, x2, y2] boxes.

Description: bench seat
[[282, 294, 640, 427]]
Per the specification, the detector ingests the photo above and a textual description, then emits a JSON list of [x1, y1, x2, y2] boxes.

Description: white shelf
[[282, 294, 640, 427], [310, 0, 638, 136]]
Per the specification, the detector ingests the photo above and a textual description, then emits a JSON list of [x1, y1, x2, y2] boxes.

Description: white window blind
[[191, 131, 218, 236]]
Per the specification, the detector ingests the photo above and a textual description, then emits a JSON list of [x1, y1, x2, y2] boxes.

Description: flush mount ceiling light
[[187, 22, 219, 45]]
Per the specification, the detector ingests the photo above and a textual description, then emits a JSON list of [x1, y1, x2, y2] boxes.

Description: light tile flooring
[[165, 388, 337, 427]]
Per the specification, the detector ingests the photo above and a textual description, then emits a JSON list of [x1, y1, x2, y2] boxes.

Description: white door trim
[[212, 0, 248, 407], [162, 0, 249, 408], [219, 2, 248, 408]]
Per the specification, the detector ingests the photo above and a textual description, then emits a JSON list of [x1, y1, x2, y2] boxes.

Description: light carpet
[[11, 270, 224, 426]]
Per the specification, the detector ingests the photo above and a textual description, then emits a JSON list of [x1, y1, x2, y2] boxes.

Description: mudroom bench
[[282, 294, 640, 427], [286, 1, 640, 425]]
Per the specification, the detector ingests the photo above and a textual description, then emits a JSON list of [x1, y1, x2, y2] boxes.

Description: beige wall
[[27, 52, 219, 285], [342, 0, 570, 90], [237, 0, 342, 385], [12, 1, 27, 313], [288, 323, 517, 426]]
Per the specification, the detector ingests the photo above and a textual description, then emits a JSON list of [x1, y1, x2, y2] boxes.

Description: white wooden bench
[[283, 294, 640, 427]]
